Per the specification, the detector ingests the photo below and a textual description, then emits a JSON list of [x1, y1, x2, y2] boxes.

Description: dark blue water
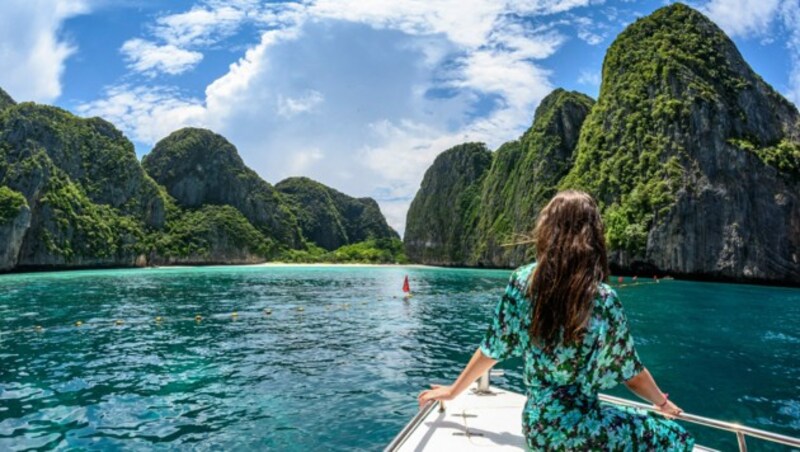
[[0, 265, 798, 450]]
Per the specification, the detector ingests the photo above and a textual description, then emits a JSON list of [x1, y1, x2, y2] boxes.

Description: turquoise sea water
[[0, 265, 798, 451]]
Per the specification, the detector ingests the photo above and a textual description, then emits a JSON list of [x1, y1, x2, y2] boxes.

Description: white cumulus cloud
[[0, 0, 89, 102], [121, 39, 204, 76], [700, 0, 781, 37]]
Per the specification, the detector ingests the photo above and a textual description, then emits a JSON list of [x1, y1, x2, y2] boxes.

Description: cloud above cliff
[[0, 0, 89, 102]]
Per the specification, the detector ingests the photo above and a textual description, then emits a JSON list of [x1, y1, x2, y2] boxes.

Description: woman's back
[[480, 263, 692, 450]]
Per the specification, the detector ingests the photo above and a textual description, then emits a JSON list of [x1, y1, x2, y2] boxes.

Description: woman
[[418, 190, 694, 450]]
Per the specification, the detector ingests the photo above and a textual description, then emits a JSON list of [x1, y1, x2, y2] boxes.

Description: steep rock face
[[276, 176, 398, 251], [0, 88, 15, 111], [143, 128, 302, 248], [561, 3, 800, 283], [0, 186, 30, 270], [476, 89, 594, 267], [404, 143, 492, 265], [0, 103, 168, 269]]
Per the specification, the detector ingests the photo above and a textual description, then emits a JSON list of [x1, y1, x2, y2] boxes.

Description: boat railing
[[386, 370, 800, 452], [598, 393, 800, 452]]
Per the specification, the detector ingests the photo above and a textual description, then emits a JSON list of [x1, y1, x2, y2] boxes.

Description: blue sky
[[1, 0, 798, 235]]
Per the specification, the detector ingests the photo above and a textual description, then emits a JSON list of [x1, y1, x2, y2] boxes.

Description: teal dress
[[480, 263, 694, 451]]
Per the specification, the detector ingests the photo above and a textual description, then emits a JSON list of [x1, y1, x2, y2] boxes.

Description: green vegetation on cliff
[[143, 128, 300, 247], [1, 108, 400, 270], [404, 143, 492, 265], [405, 90, 594, 267], [276, 176, 399, 251], [279, 238, 407, 264], [152, 205, 276, 261], [561, 3, 798, 256], [406, 3, 800, 284], [476, 89, 594, 265], [0, 186, 26, 224], [0, 88, 15, 111]]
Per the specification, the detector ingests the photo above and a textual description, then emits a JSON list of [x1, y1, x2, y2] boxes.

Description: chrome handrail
[[383, 400, 439, 452], [598, 393, 800, 451]]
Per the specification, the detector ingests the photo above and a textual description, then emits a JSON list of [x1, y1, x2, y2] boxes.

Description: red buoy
[[402, 275, 410, 293]]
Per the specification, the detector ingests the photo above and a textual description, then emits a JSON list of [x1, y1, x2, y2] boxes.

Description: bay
[[0, 265, 798, 450]]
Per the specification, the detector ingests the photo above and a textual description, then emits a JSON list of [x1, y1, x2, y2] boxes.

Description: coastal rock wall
[[0, 105, 400, 270], [404, 143, 492, 265], [405, 3, 800, 285]]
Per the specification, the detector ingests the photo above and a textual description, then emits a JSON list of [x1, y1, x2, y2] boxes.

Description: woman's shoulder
[[504, 262, 536, 298], [595, 281, 622, 308]]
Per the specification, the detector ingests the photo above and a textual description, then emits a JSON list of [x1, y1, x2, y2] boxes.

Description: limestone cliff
[[0, 101, 167, 270], [561, 3, 800, 283], [142, 128, 302, 248], [276, 176, 398, 251], [404, 143, 492, 265], [405, 4, 800, 284]]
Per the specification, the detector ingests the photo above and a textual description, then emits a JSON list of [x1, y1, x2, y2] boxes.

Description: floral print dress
[[480, 263, 694, 451]]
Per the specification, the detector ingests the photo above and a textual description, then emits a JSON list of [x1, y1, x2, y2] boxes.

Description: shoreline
[[1, 261, 798, 288]]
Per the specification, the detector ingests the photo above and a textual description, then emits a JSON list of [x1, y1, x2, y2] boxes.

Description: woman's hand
[[417, 384, 454, 409], [655, 398, 683, 419]]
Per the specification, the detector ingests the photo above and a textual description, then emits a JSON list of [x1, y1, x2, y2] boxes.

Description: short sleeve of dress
[[479, 272, 528, 361], [606, 289, 645, 383]]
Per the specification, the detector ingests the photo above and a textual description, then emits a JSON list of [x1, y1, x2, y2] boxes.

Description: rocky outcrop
[[276, 177, 398, 251], [405, 3, 800, 285], [0, 103, 402, 271], [142, 128, 302, 248], [404, 143, 492, 265], [476, 89, 594, 267], [0, 103, 168, 270], [0, 186, 30, 270], [561, 3, 800, 283], [0, 88, 15, 111], [404, 90, 593, 267]]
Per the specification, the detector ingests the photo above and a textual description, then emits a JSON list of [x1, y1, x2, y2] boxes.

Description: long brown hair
[[527, 190, 609, 345]]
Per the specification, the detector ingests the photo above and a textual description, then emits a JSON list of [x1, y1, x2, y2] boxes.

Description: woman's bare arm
[[625, 367, 683, 417], [417, 348, 496, 408]]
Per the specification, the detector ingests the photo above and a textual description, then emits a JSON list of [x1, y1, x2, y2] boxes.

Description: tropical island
[[1, 4, 799, 286]]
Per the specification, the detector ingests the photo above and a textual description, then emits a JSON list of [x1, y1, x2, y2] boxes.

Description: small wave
[[763, 331, 800, 343]]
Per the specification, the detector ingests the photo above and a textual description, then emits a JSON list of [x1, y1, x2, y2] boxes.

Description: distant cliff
[[404, 143, 492, 265], [276, 177, 398, 251], [405, 3, 800, 285], [0, 100, 166, 270], [143, 128, 302, 249], [0, 112, 401, 270]]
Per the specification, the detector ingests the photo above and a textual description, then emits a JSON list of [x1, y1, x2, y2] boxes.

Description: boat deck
[[397, 386, 527, 451], [392, 384, 724, 452]]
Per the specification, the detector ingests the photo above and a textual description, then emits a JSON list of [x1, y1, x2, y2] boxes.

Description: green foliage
[[278, 238, 407, 264], [559, 4, 741, 254], [475, 90, 594, 263], [404, 142, 493, 264], [39, 174, 144, 260], [152, 205, 275, 259], [0, 185, 27, 224], [277, 176, 399, 251], [729, 138, 800, 179]]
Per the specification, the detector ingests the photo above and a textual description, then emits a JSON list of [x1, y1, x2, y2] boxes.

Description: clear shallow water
[[0, 265, 798, 451]]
